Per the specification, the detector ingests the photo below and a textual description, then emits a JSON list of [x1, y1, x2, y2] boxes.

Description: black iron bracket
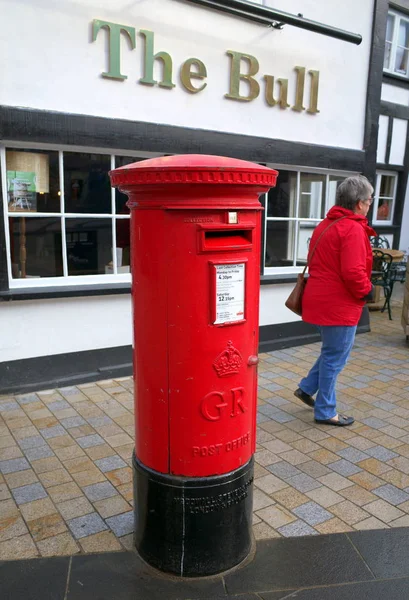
[[179, 0, 362, 45]]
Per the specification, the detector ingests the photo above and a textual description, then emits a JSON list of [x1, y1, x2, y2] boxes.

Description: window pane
[[115, 218, 131, 273], [267, 171, 297, 218], [9, 217, 62, 279], [265, 221, 295, 267], [6, 149, 60, 213], [299, 173, 326, 219], [395, 46, 409, 74], [64, 153, 111, 214], [296, 221, 319, 266], [379, 175, 395, 197], [376, 199, 393, 221], [386, 14, 395, 42], [114, 156, 145, 214], [384, 42, 392, 69], [327, 176, 344, 210], [398, 19, 409, 47], [66, 219, 113, 275]]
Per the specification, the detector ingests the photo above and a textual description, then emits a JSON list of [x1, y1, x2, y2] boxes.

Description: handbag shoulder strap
[[302, 216, 348, 275]]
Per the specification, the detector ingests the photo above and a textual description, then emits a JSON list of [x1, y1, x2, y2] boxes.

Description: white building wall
[[0, 285, 299, 363], [259, 285, 300, 326], [381, 83, 409, 106], [0, 0, 375, 363], [0, 0, 374, 149], [389, 119, 408, 165], [377, 115, 389, 164], [0, 296, 133, 363]]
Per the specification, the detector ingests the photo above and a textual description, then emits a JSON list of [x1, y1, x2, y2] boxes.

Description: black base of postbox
[[132, 453, 254, 577]]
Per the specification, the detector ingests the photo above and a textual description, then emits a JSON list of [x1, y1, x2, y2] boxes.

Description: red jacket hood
[[326, 206, 377, 237]]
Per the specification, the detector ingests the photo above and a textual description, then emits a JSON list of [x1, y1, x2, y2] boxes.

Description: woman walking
[[294, 175, 375, 426]]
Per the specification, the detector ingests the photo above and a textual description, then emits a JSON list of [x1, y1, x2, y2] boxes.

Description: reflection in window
[[265, 221, 295, 268], [115, 218, 131, 273], [374, 172, 397, 224], [6, 149, 60, 213], [114, 156, 145, 214], [64, 153, 111, 214], [264, 170, 352, 271], [327, 176, 344, 209], [65, 219, 113, 276], [3, 147, 141, 282], [299, 174, 326, 219], [9, 217, 62, 279], [384, 14, 395, 69], [377, 200, 393, 221], [266, 171, 297, 218], [296, 221, 319, 266], [384, 11, 409, 77], [396, 20, 409, 74], [113, 157, 145, 272], [264, 170, 325, 268], [379, 174, 395, 197]]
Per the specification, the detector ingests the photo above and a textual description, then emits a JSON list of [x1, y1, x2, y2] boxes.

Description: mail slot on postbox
[[109, 154, 278, 578]]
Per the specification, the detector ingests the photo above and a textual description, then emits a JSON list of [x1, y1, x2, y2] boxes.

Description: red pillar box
[[109, 155, 277, 577]]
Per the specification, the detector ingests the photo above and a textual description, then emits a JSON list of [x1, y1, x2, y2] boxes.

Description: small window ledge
[[0, 276, 298, 301], [383, 72, 409, 87], [261, 274, 299, 285], [0, 283, 132, 301]]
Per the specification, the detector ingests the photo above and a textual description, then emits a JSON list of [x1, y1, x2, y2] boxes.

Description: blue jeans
[[299, 325, 357, 421]]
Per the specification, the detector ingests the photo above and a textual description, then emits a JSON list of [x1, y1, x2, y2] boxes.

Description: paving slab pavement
[[3, 527, 409, 599], [0, 294, 408, 559]]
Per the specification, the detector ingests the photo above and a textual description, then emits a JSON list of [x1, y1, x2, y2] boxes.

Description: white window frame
[[1, 142, 161, 289], [384, 10, 409, 78], [263, 166, 357, 275], [372, 170, 398, 226]]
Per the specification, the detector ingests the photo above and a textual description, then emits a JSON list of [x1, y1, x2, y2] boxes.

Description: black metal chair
[[390, 257, 407, 286], [370, 235, 390, 249], [371, 249, 394, 320]]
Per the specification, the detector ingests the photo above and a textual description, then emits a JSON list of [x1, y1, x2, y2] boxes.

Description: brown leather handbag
[[285, 217, 347, 317]]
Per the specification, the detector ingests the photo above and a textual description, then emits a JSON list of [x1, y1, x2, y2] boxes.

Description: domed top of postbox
[[109, 154, 278, 189]]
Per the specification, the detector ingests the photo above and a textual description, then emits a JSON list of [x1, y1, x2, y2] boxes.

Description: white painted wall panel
[[389, 118, 408, 166], [259, 284, 300, 326], [381, 83, 409, 106], [377, 115, 389, 164], [0, 0, 374, 150], [0, 286, 300, 363], [0, 296, 133, 363]]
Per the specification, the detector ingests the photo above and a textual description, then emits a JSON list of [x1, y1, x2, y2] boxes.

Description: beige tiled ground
[[0, 292, 408, 558]]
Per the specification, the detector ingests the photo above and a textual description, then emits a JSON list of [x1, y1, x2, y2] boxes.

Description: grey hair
[[336, 175, 373, 211]]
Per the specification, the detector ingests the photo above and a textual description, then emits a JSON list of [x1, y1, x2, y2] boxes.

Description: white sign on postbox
[[214, 263, 245, 324]]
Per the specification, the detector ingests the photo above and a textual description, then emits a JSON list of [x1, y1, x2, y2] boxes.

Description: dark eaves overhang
[[179, 0, 362, 45]]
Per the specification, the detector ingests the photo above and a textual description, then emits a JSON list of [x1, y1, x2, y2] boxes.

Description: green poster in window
[[7, 170, 37, 212]]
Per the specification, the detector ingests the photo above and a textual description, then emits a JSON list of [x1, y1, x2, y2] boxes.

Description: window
[[372, 171, 397, 226], [384, 11, 409, 77], [264, 169, 353, 273], [2, 147, 357, 284], [1, 146, 153, 287]]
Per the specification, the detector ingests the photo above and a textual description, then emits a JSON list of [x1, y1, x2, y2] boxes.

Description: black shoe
[[294, 388, 315, 408], [315, 414, 354, 427]]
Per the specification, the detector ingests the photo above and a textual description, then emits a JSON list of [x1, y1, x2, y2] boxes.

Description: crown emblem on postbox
[[213, 341, 243, 378]]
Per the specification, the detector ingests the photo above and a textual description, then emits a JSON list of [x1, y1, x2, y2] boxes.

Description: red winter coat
[[302, 206, 375, 326]]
